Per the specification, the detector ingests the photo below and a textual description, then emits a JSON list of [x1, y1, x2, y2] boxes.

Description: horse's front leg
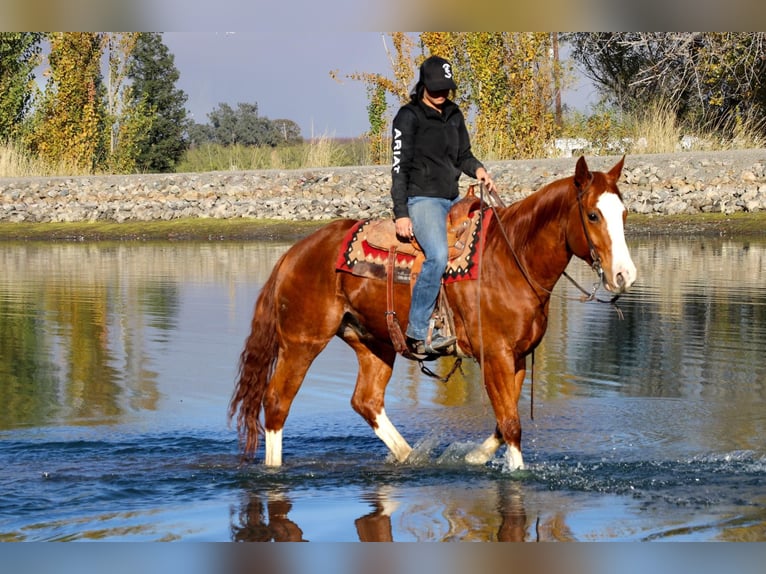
[[466, 356, 526, 470]]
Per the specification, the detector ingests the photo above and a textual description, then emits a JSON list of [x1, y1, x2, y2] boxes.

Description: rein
[[474, 180, 626, 420], [479, 181, 624, 316]]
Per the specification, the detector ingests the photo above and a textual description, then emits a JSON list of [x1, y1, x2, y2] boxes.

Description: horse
[[229, 156, 637, 470]]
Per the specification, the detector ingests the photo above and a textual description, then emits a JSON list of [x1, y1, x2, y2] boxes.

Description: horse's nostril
[[616, 272, 625, 288]]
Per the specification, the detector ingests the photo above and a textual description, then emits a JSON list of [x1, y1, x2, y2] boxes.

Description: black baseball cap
[[420, 56, 457, 92]]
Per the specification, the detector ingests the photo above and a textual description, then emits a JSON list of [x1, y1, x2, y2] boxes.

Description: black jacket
[[390, 98, 483, 220]]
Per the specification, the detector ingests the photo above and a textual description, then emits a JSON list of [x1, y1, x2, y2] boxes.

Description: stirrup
[[425, 318, 456, 354], [407, 333, 456, 357], [426, 332, 457, 352]]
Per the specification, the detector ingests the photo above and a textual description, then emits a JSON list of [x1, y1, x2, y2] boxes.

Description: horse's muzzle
[[609, 262, 637, 293]]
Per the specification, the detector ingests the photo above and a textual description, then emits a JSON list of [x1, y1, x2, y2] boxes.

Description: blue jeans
[[406, 195, 459, 341]]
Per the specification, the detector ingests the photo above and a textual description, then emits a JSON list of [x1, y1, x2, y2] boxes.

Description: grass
[[175, 136, 371, 173], [1, 211, 765, 243], [1, 102, 765, 177], [0, 218, 327, 242], [0, 140, 91, 178], [1, 136, 372, 178], [627, 211, 766, 237], [628, 101, 766, 154]]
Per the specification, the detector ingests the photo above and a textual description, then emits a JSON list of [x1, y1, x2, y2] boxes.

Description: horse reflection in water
[[229, 157, 636, 470], [230, 482, 530, 542]]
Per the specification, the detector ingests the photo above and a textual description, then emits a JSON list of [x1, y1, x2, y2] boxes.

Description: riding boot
[[406, 330, 456, 356]]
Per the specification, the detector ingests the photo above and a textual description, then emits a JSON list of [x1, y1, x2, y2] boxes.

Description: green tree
[[186, 121, 215, 147], [127, 33, 189, 173], [207, 102, 282, 147], [271, 118, 302, 146], [0, 32, 43, 141], [27, 32, 107, 172], [108, 91, 155, 173]]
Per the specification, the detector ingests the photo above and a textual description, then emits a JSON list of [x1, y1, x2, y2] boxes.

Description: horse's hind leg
[[345, 337, 412, 462], [261, 346, 325, 466]]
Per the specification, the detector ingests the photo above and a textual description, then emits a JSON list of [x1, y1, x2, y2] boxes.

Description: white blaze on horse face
[[596, 193, 637, 292]]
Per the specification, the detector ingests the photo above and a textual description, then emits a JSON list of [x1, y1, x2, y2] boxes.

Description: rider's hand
[[395, 217, 414, 239], [476, 167, 496, 193]]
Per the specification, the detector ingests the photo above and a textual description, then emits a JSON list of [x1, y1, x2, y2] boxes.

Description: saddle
[[370, 186, 482, 360], [335, 185, 495, 361], [364, 185, 482, 292]]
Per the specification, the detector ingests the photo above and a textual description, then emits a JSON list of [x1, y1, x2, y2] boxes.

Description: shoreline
[[2, 149, 766, 239], [1, 211, 765, 242]]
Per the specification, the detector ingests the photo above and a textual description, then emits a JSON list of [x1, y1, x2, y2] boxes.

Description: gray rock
[[1, 149, 765, 222]]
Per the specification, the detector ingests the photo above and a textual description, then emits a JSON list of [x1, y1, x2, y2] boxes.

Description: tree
[[104, 33, 140, 156], [207, 102, 282, 147], [342, 32, 560, 162], [127, 33, 189, 173], [186, 121, 215, 147], [333, 32, 415, 164], [0, 32, 43, 140], [420, 32, 558, 159], [568, 32, 766, 136], [27, 33, 107, 172], [271, 119, 302, 145]]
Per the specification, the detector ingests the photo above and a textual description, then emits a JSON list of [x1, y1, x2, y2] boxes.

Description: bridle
[[477, 181, 623, 313], [574, 172, 605, 283], [474, 179, 624, 420]]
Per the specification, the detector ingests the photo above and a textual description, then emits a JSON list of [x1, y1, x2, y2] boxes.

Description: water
[[1, 236, 765, 542]]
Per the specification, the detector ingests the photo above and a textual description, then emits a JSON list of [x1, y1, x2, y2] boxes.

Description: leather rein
[[473, 180, 625, 420], [478, 180, 624, 317]]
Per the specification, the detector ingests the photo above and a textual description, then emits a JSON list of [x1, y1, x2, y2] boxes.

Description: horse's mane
[[492, 176, 575, 248]]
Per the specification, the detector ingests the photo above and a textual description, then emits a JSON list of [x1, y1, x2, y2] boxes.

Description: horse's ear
[[574, 156, 590, 190], [609, 155, 626, 180]]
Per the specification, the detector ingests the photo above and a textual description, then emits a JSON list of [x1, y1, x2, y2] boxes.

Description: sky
[[162, 32, 393, 139], [162, 32, 600, 140]]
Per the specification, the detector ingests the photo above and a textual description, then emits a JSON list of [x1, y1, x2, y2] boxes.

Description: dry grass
[[0, 141, 43, 177], [3, 101, 766, 178], [613, 101, 765, 155], [0, 141, 90, 178], [624, 100, 684, 154], [175, 136, 370, 173]]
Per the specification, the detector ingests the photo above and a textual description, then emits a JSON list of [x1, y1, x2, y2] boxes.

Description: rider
[[391, 55, 496, 356]]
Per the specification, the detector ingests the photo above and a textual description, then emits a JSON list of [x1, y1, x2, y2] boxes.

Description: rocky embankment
[[1, 149, 765, 224]]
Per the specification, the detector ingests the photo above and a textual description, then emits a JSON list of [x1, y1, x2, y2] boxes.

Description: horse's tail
[[228, 260, 282, 460]]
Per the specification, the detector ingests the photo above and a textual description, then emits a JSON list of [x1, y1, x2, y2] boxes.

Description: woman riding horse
[[229, 156, 637, 470]]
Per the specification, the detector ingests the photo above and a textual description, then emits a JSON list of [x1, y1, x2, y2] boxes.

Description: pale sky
[[163, 32, 398, 139], [162, 32, 599, 139]]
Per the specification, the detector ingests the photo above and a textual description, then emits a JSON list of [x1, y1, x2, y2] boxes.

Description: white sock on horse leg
[[505, 443, 525, 471], [374, 409, 412, 462], [465, 433, 503, 465], [264, 428, 283, 467]]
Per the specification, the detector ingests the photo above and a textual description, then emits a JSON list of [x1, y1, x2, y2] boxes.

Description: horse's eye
[[588, 212, 599, 223]]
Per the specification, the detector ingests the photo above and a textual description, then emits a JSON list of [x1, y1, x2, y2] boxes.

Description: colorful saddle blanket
[[335, 207, 492, 285]]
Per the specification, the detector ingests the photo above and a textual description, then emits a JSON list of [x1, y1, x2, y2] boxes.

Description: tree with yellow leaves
[[333, 33, 416, 164], [27, 33, 107, 173], [421, 32, 558, 159], [341, 33, 561, 163]]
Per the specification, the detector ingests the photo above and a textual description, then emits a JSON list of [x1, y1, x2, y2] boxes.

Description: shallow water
[[1, 235, 765, 541]]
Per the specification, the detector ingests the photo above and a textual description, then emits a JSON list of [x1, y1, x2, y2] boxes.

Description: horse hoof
[[465, 450, 491, 465]]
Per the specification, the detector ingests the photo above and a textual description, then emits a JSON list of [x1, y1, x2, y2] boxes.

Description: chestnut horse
[[229, 156, 636, 470]]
